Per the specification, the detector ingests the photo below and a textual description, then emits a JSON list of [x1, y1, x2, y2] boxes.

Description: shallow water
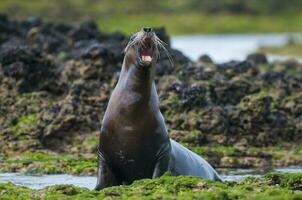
[[171, 33, 300, 63], [219, 166, 302, 181], [0, 167, 301, 190], [0, 173, 96, 190]]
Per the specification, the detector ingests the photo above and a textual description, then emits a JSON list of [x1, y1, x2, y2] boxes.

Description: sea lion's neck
[[119, 64, 155, 97]]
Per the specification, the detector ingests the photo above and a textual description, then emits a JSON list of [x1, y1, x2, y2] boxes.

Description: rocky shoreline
[[1, 173, 302, 199], [0, 15, 302, 175]]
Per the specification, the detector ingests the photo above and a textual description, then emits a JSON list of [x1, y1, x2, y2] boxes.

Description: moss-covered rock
[[0, 151, 97, 175], [265, 173, 302, 190], [9, 113, 38, 137], [1, 173, 302, 199]]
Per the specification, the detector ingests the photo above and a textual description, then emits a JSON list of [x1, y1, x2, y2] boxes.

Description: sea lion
[[95, 27, 222, 190]]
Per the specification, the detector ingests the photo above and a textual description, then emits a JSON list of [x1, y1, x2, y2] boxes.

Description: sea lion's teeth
[[142, 55, 152, 62]]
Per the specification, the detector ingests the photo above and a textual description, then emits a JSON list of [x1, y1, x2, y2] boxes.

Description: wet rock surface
[[0, 15, 302, 170]]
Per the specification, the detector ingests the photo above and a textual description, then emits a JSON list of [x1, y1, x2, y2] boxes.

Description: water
[[171, 33, 300, 63], [0, 173, 96, 190], [0, 167, 301, 190], [219, 166, 302, 181]]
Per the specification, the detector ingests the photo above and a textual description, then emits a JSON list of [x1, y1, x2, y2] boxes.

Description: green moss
[[9, 113, 38, 136], [162, 93, 182, 120], [188, 145, 208, 153], [16, 114, 37, 126], [257, 146, 302, 163], [298, 147, 302, 156], [1, 151, 97, 175], [0, 182, 32, 200], [190, 145, 302, 168], [6, 152, 55, 165], [15, 92, 57, 109], [56, 51, 68, 61], [1, 173, 302, 199], [265, 173, 302, 190], [190, 145, 235, 157], [180, 111, 202, 130], [64, 157, 97, 175], [239, 90, 270, 104]]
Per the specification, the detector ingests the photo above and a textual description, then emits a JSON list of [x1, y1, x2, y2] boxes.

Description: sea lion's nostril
[[143, 27, 152, 33]]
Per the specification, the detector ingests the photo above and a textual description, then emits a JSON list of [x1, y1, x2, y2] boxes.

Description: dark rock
[[198, 54, 213, 63], [209, 79, 260, 105], [20, 16, 42, 31], [68, 21, 101, 42], [0, 45, 57, 93], [246, 53, 268, 65]]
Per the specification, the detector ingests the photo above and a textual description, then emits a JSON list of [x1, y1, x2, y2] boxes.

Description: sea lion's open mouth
[[139, 37, 154, 63], [125, 27, 172, 67]]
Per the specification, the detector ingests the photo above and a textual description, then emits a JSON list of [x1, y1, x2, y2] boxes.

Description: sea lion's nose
[[143, 27, 152, 33]]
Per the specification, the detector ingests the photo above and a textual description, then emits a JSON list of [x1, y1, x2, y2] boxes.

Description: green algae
[[0, 182, 32, 200], [0, 173, 302, 200], [189, 145, 236, 157], [265, 173, 302, 190], [9, 113, 38, 138], [188, 144, 302, 168], [1, 151, 97, 175], [299, 147, 302, 156]]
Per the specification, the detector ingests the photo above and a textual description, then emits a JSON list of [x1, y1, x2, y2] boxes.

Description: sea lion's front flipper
[[152, 143, 171, 178], [95, 150, 118, 190]]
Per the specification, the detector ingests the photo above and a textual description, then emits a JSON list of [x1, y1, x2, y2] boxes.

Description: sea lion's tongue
[[142, 55, 152, 62], [141, 46, 153, 62]]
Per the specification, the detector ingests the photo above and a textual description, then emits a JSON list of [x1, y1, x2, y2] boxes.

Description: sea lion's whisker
[[154, 35, 168, 46], [162, 47, 174, 67], [154, 44, 160, 60], [154, 39, 173, 66], [141, 37, 148, 48]]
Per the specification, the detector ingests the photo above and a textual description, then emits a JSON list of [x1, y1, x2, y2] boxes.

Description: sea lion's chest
[[100, 111, 166, 155], [100, 88, 167, 157], [106, 86, 159, 125], [99, 122, 166, 175]]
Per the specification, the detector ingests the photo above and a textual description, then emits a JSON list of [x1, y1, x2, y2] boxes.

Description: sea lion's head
[[124, 27, 170, 69]]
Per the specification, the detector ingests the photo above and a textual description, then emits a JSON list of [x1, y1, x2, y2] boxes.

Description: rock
[[209, 79, 260, 105], [247, 53, 268, 65], [68, 21, 101, 42], [198, 54, 213, 63], [0, 45, 59, 93]]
